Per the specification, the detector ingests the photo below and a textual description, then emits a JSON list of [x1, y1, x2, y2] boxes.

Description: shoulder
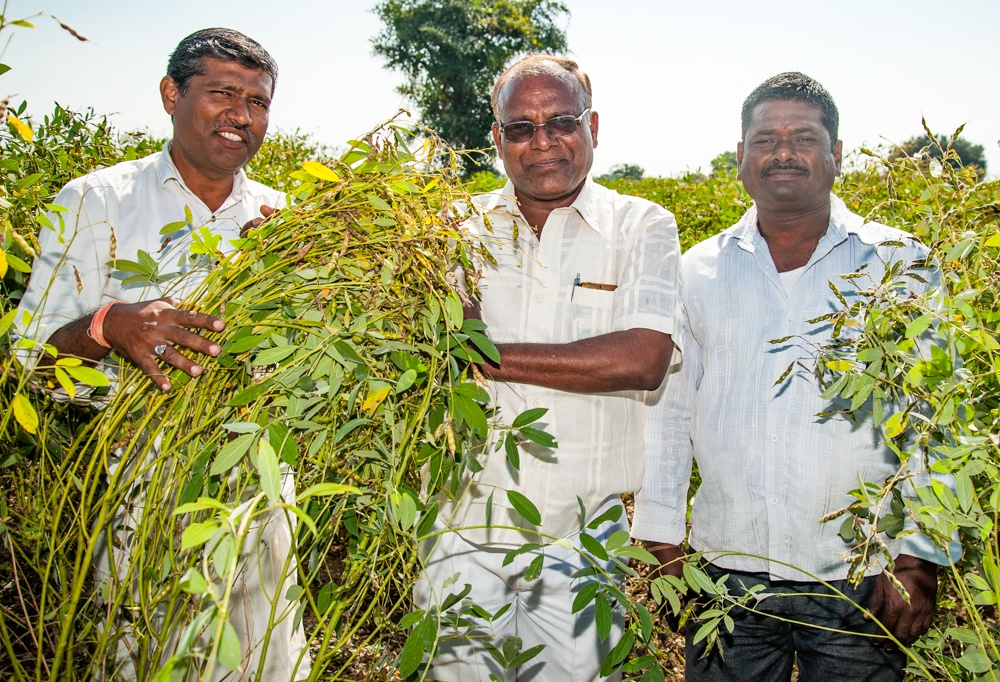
[[53, 153, 160, 208], [833, 197, 930, 256], [591, 181, 676, 224]]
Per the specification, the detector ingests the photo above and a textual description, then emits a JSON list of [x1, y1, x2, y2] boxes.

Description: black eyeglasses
[[497, 109, 591, 144]]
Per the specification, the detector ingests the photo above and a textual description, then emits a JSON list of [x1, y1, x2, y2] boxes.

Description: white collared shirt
[[441, 178, 682, 546], [633, 195, 960, 580], [15, 144, 282, 377]]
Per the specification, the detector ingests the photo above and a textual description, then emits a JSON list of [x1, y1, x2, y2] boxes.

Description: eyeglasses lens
[[502, 113, 584, 144]]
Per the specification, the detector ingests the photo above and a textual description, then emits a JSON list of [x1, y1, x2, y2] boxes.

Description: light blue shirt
[[633, 195, 958, 580]]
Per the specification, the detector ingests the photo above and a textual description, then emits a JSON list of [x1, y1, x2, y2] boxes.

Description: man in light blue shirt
[[633, 72, 956, 681]]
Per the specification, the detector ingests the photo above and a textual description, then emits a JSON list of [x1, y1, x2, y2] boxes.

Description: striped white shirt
[[633, 195, 957, 580], [442, 178, 682, 547]]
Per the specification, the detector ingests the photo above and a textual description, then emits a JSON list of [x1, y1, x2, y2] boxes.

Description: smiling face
[[737, 98, 842, 214], [161, 56, 272, 187], [491, 74, 598, 215]]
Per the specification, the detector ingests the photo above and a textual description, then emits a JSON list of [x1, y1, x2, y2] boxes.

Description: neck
[[514, 180, 586, 238], [169, 146, 237, 213], [756, 200, 831, 273]]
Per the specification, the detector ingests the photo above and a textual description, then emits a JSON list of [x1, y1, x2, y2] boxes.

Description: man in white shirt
[[416, 54, 681, 681], [16, 28, 308, 681], [633, 72, 958, 681]]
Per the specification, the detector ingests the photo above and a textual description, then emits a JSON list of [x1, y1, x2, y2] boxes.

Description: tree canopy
[[372, 0, 568, 176]]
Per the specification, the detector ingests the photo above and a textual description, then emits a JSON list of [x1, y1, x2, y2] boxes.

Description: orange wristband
[[88, 300, 125, 349]]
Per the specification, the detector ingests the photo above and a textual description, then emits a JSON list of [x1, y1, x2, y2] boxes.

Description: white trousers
[[93, 458, 311, 681], [415, 498, 627, 681]]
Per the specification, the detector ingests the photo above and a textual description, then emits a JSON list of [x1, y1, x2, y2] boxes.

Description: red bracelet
[[88, 300, 125, 349]]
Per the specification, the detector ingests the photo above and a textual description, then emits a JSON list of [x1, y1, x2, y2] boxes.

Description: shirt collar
[[727, 193, 862, 251], [498, 177, 603, 234], [157, 140, 249, 206]]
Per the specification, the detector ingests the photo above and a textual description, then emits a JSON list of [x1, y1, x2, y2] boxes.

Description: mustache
[[761, 161, 808, 178], [214, 120, 255, 144]]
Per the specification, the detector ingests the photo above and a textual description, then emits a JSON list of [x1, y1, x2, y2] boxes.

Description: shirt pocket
[[570, 287, 614, 340]]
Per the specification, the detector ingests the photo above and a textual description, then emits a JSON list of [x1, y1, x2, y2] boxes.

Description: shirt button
[[532, 459, 541, 467], [771, 497, 779, 504], [770, 434, 778, 442], [532, 399, 541, 407], [535, 294, 544, 303], [786, 313, 793, 320]]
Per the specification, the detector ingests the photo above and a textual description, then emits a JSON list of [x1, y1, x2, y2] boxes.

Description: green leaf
[[956, 645, 991, 674], [253, 345, 297, 366], [216, 620, 241, 671], [210, 433, 256, 475], [159, 220, 189, 235], [221, 422, 261, 434], [227, 379, 274, 407], [613, 545, 658, 564], [466, 329, 500, 364], [444, 291, 464, 330], [398, 614, 431, 677], [572, 581, 600, 613], [524, 554, 543, 581], [298, 482, 359, 500], [335, 417, 372, 443], [178, 568, 209, 594], [256, 439, 282, 503], [0, 64, 10, 77], [506, 490, 541, 525], [579, 532, 609, 561], [519, 426, 557, 449], [63, 365, 111, 387], [512, 407, 547, 428], [508, 644, 545, 668], [395, 368, 418, 393], [181, 521, 220, 550], [504, 432, 520, 470], [227, 335, 266, 354], [595, 592, 612, 641]]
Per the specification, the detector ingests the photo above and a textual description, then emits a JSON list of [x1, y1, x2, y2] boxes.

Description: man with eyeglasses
[[416, 54, 682, 680], [634, 72, 959, 681]]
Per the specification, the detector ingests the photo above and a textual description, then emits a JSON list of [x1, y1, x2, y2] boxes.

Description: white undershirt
[[779, 265, 807, 292]]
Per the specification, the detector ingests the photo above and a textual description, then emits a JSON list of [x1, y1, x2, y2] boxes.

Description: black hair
[[741, 72, 839, 148], [167, 28, 277, 95]]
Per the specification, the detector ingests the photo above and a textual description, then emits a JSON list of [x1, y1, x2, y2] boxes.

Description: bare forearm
[[43, 315, 110, 366], [481, 329, 673, 393]]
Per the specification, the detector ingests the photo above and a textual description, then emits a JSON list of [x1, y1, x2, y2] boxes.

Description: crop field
[[1, 39, 998, 682]]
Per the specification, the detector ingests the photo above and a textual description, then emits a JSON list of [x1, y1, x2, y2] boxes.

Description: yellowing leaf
[[985, 233, 1000, 248], [825, 359, 854, 372], [884, 412, 907, 439], [0, 250, 7, 278], [362, 386, 391, 414], [302, 161, 340, 183], [7, 113, 33, 142], [13, 393, 39, 434]]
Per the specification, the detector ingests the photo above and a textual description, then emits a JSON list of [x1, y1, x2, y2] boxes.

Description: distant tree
[[372, 0, 568, 176], [604, 163, 645, 180], [710, 150, 738, 175], [892, 131, 987, 174]]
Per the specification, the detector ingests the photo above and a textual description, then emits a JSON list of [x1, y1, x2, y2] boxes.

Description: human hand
[[240, 204, 278, 237], [866, 553, 938, 648], [102, 297, 225, 392], [456, 287, 481, 323], [645, 542, 688, 633]]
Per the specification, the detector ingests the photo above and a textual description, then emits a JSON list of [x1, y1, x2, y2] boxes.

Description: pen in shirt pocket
[[571, 272, 617, 301]]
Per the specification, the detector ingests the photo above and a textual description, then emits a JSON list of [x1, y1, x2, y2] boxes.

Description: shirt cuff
[[630, 497, 687, 546]]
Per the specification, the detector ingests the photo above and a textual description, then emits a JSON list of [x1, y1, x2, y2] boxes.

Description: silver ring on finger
[[154, 344, 168, 357]]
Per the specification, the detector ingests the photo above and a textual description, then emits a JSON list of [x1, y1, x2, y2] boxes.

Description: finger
[[135, 356, 172, 392], [260, 204, 276, 218], [158, 344, 204, 379], [165, 307, 225, 333], [162, 296, 183, 308], [240, 217, 264, 238], [866, 578, 886, 620], [168, 327, 222, 357]]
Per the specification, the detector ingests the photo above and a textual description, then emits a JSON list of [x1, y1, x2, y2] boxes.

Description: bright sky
[[5, 0, 999, 178]]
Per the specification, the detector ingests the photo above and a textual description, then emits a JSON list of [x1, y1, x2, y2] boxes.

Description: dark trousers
[[686, 563, 906, 682]]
